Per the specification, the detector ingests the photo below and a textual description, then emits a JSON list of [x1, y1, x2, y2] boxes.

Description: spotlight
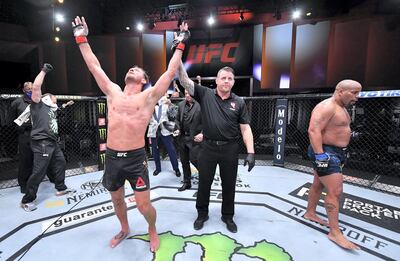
[[55, 13, 65, 23], [207, 16, 215, 26], [136, 23, 144, 31], [125, 26, 130, 30], [54, 36, 60, 42], [306, 12, 312, 16], [239, 12, 244, 21], [292, 10, 301, 19], [55, 26, 60, 32], [57, 0, 64, 4]]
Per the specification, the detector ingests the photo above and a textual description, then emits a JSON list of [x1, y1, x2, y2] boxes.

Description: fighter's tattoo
[[325, 202, 337, 212], [178, 61, 194, 96]]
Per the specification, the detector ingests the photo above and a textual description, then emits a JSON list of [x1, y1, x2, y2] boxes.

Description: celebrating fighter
[[72, 16, 189, 251]]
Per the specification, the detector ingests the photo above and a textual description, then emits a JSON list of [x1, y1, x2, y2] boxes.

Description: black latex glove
[[244, 153, 255, 172]]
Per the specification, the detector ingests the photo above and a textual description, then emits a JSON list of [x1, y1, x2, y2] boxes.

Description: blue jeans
[[151, 134, 179, 172]]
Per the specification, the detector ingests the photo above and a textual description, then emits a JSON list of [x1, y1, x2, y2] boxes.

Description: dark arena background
[[0, 0, 399, 260]]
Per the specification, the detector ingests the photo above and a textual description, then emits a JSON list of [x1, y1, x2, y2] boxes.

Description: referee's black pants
[[22, 139, 67, 203], [196, 140, 238, 219]]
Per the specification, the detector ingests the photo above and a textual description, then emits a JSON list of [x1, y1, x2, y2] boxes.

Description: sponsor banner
[[167, 27, 253, 77], [96, 99, 107, 170], [42, 191, 158, 233], [359, 90, 400, 98], [273, 99, 288, 166], [98, 128, 107, 142], [290, 183, 400, 233]]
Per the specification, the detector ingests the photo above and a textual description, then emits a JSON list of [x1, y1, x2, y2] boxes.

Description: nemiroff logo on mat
[[289, 183, 400, 233]]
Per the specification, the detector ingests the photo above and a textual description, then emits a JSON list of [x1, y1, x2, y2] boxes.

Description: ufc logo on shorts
[[117, 152, 127, 157], [187, 42, 239, 64]]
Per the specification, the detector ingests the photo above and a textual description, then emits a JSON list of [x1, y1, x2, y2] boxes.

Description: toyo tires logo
[[129, 231, 292, 261]]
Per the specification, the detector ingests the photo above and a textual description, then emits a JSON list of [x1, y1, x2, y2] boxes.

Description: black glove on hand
[[42, 63, 54, 73], [315, 152, 330, 173], [171, 30, 191, 51], [244, 153, 255, 172]]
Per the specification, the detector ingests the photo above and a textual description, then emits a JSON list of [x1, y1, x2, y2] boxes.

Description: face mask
[[26, 91, 32, 98]]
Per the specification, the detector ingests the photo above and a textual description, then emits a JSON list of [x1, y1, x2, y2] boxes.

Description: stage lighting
[[207, 16, 215, 26], [54, 36, 60, 42], [125, 26, 130, 30], [292, 10, 301, 19], [55, 13, 65, 23], [136, 23, 144, 31], [55, 26, 60, 32]]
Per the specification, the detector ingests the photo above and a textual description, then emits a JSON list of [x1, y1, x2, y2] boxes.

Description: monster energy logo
[[130, 231, 292, 261], [97, 102, 106, 115], [98, 128, 107, 140], [99, 153, 105, 165]]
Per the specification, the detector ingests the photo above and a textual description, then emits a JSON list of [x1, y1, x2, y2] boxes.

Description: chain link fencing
[[1, 92, 399, 195], [240, 93, 400, 195], [0, 95, 99, 189]]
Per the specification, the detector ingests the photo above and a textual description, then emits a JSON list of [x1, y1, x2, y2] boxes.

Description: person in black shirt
[[11, 82, 34, 193], [175, 90, 202, 191], [11, 82, 62, 193], [177, 64, 255, 233], [20, 64, 75, 212]]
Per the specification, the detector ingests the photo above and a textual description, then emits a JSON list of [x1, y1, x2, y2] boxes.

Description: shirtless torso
[[106, 88, 155, 150], [317, 98, 352, 148]]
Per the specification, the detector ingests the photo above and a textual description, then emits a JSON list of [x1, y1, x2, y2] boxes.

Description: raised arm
[[177, 60, 194, 96], [72, 16, 119, 96], [148, 23, 190, 103], [31, 64, 53, 103]]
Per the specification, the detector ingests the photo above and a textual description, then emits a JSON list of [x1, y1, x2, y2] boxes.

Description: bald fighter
[[72, 16, 190, 251], [304, 79, 362, 250]]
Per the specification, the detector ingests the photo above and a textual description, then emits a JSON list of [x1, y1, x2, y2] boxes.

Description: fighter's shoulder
[[314, 99, 336, 114]]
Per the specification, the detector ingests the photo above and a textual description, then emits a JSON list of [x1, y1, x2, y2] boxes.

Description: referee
[[177, 64, 255, 233]]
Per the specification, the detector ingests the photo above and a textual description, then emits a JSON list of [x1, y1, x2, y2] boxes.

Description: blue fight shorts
[[307, 144, 347, 177]]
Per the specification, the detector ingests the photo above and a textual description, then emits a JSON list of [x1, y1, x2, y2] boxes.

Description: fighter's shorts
[[307, 144, 347, 177], [102, 147, 150, 192]]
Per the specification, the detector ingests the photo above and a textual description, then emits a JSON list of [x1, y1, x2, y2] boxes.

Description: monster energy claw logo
[[99, 128, 107, 140], [100, 153, 105, 165], [129, 231, 292, 261], [97, 102, 106, 115]]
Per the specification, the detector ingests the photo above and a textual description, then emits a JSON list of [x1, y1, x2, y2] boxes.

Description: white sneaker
[[21, 202, 37, 212], [56, 188, 76, 196]]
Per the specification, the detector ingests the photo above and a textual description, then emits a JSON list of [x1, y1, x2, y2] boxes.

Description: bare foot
[[149, 229, 160, 252], [328, 232, 360, 250], [303, 212, 329, 227], [110, 230, 129, 248]]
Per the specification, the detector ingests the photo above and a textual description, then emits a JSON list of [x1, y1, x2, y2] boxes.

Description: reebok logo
[[135, 177, 146, 189]]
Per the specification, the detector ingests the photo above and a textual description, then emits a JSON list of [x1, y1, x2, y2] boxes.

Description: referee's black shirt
[[193, 83, 250, 141]]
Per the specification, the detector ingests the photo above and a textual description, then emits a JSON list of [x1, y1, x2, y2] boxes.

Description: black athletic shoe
[[153, 170, 161, 176]]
